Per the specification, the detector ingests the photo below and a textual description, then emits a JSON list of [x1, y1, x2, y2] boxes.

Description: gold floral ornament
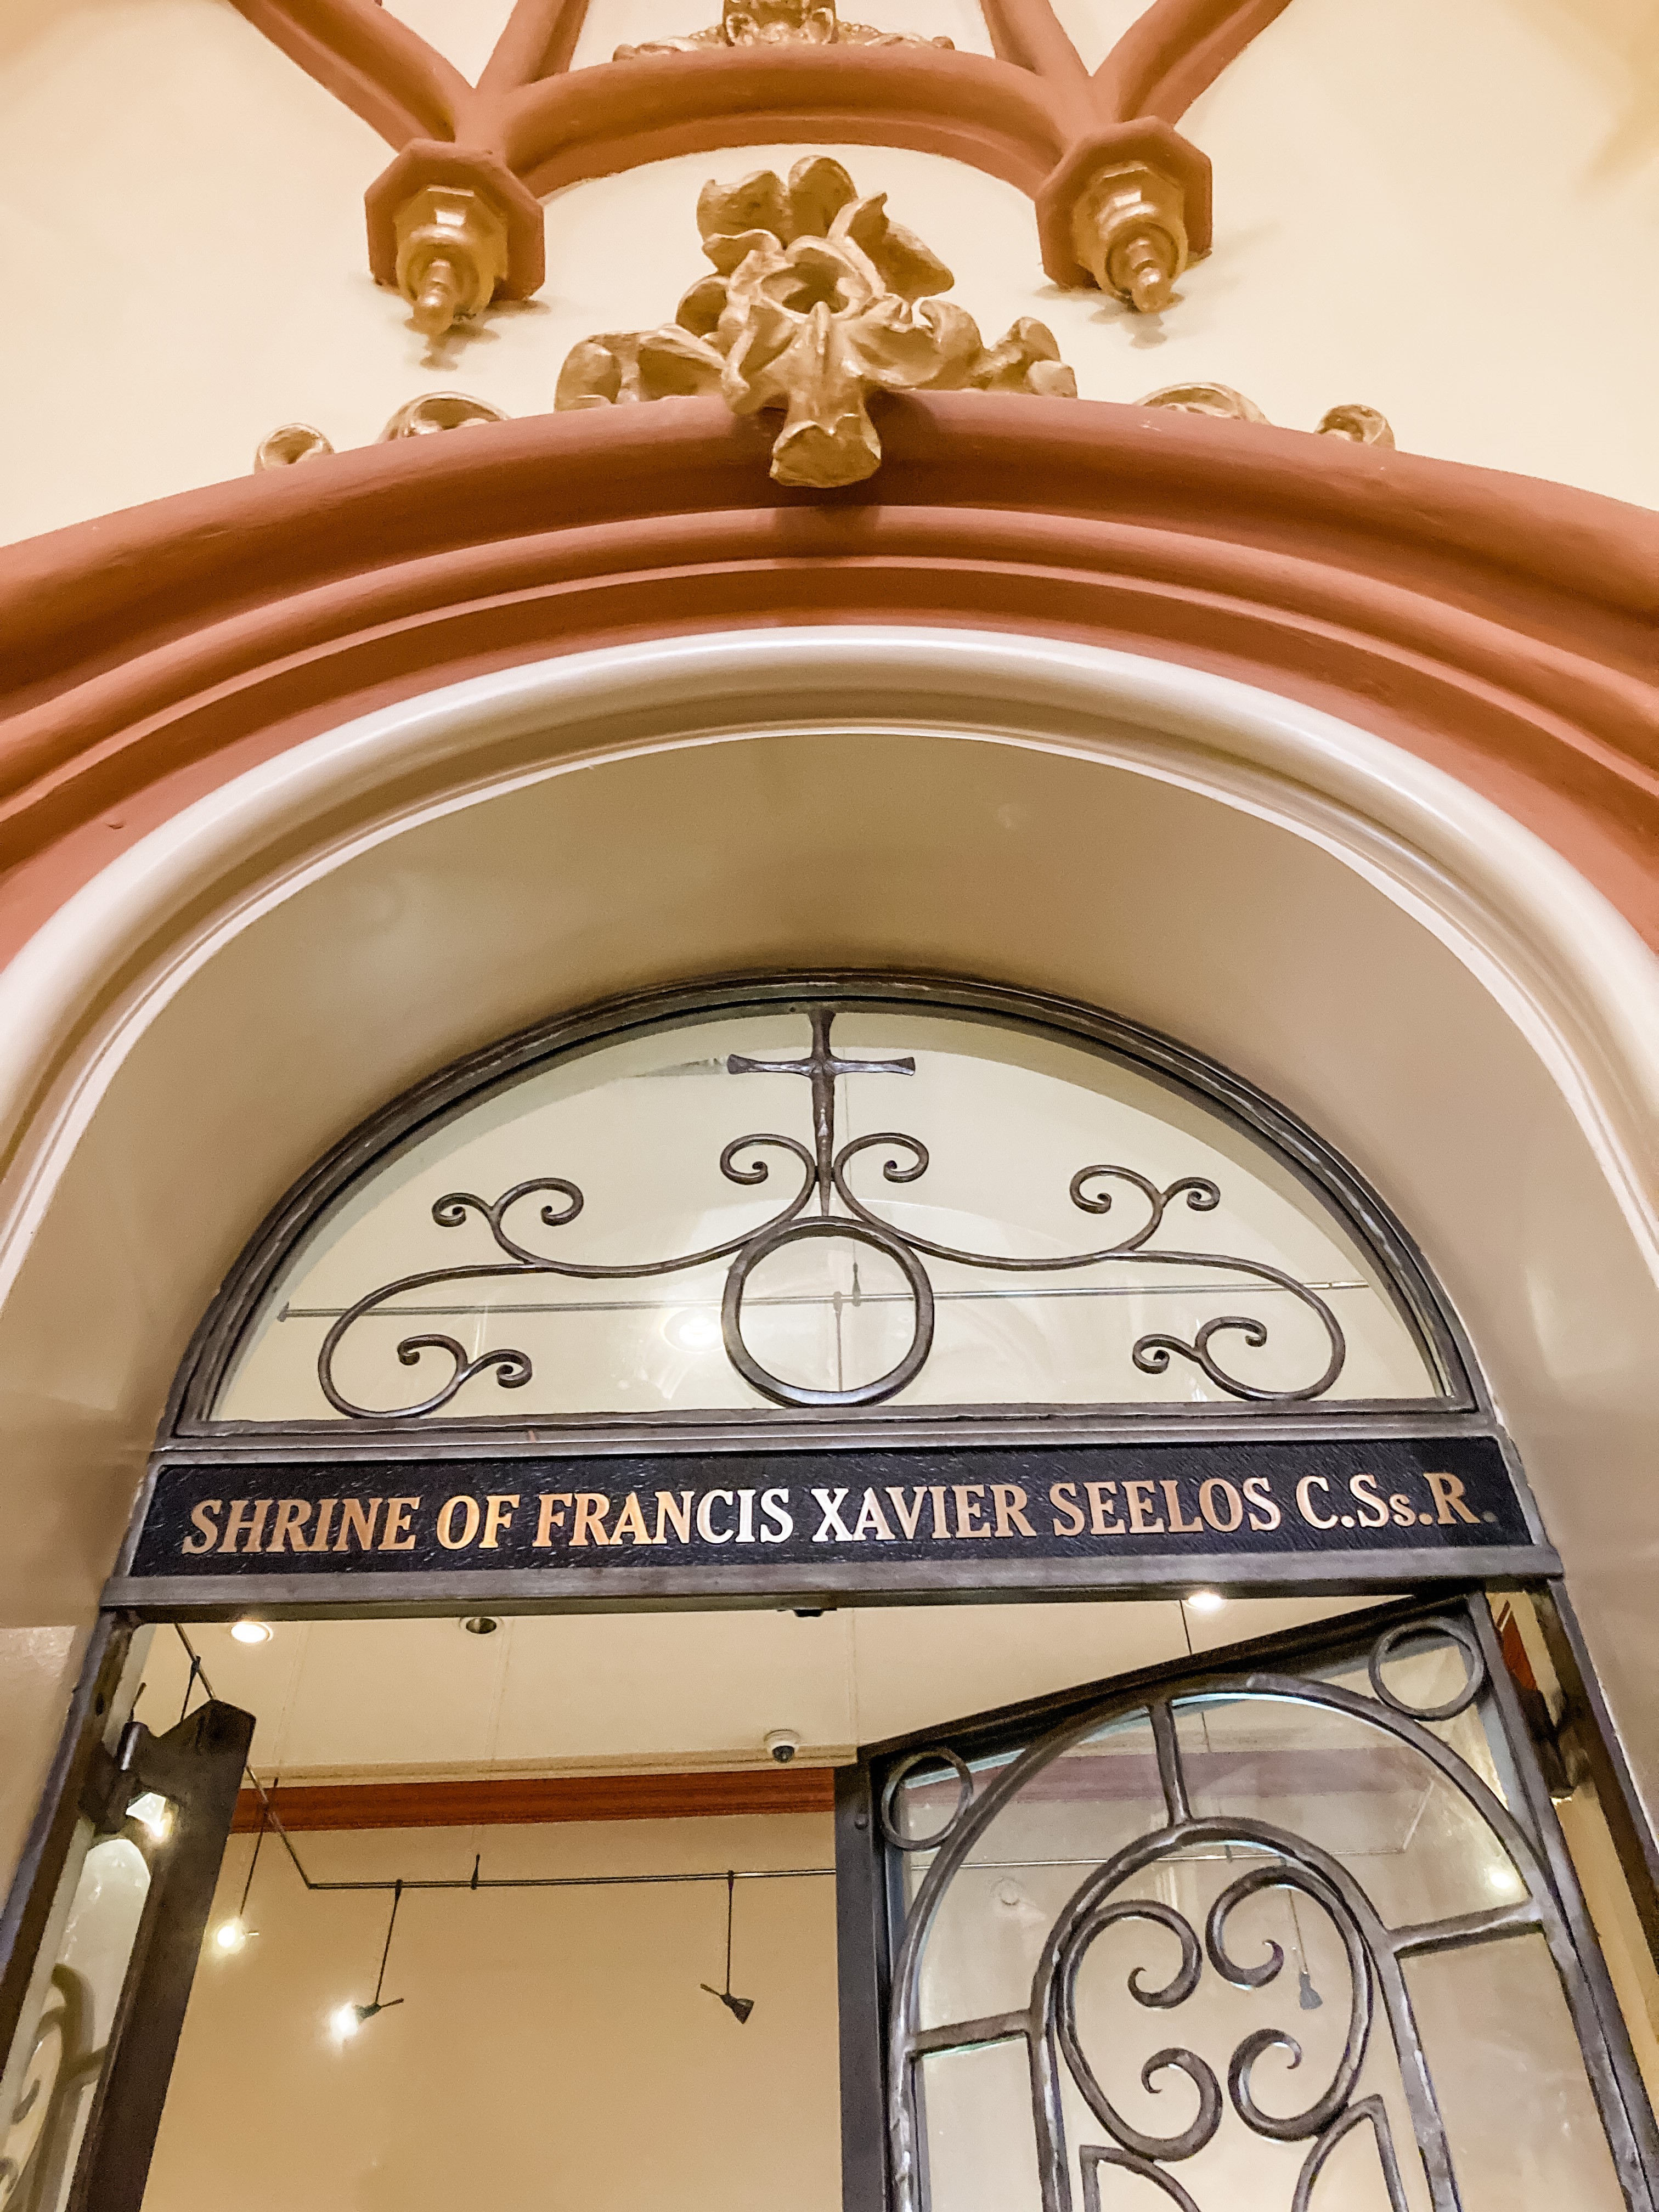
[[615, 0, 951, 57], [554, 159, 1077, 489], [1138, 382, 1395, 445]]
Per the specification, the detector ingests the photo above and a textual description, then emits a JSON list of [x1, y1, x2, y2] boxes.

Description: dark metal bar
[[105, 1544, 1561, 1620], [836, 1761, 891, 2212], [67, 1699, 255, 2212]]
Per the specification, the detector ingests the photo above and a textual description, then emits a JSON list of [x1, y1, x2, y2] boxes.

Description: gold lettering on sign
[[654, 1492, 693, 1544], [1199, 1479, 1243, 1533], [928, 1486, 951, 1539], [534, 1493, 573, 1546], [183, 1500, 223, 1554], [885, 1487, 928, 1539], [481, 1494, 520, 1548], [1161, 1481, 1203, 1534], [1348, 1475, 1391, 1530], [852, 1490, 895, 1541], [221, 1499, 272, 1555], [1244, 1478, 1280, 1531], [335, 1498, 382, 1551], [1296, 1476, 1337, 1530], [311, 1499, 338, 1551], [1425, 1472, 1481, 1526], [610, 1493, 651, 1544], [381, 1498, 421, 1551], [697, 1490, 736, 1543], [268, 1500, 314, 1553], [1085, 1482, 1124, 1534], [438, 1496, 482, 1550], [953, 1486, 990, 1539], [991, 1484, 1035, 1538], [1049, 1483, 1086, 1537], [1124, 1482, 1164, 1535], [572, 1494, 614, 1546]]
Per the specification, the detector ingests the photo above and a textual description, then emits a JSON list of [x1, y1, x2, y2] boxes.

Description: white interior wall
[[1, 0, 1655, 542], [142, 1811, 843, 2212]]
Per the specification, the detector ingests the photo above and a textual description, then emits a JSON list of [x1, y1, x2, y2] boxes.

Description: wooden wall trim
[[230, 1766, 838, 1831], [1, 394, 1654, 965]]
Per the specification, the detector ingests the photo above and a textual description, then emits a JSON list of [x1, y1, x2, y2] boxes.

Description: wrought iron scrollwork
[[316, 1004, 1347, 1417], [882, 1607, 1645, 2212]]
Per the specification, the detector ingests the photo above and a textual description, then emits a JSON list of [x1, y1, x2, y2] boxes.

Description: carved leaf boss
[[317, 1005, 1346, 1418], [555, 158, 1077, 487]]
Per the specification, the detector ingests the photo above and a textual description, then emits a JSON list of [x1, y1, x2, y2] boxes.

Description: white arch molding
[[1, 629, 1656, 1805]]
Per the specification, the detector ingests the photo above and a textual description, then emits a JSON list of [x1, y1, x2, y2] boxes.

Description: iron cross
[[728, 1007, 913, 1212]]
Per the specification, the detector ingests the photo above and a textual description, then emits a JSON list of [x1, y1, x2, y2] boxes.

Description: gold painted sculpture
[[254, 393, 508, 470], [614, 0, 951, 57], [555, 157, 1076, 488], [1138, 383, 1395, 445]]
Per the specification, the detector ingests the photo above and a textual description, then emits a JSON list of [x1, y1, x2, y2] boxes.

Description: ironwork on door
[[846, 1598, 1658, 2212]]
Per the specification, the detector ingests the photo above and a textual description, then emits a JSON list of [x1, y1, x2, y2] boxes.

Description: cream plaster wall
[[141, 1812, 842, 2212], [1, 0, 1656, 543]]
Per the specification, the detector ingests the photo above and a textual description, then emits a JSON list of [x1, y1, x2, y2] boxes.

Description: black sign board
[[112, 1434, 1551, 1610]]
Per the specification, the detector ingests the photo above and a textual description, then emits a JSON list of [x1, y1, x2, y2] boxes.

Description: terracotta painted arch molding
[[225, 0, 1285, 329]]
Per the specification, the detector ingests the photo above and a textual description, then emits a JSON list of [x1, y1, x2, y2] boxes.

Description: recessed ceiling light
[[230, 1620, 272, 1644], [1186, 1591, 1226, 1614]]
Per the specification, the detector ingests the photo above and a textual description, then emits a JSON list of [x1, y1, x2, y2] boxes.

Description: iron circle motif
[[879, 1748, 975, 1853], [721, 1215, 935, 1408], [1367, 1617, 1486, 1720]]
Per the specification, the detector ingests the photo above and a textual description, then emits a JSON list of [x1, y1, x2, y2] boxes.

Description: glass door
[[839, 1596, 1659, 2212]]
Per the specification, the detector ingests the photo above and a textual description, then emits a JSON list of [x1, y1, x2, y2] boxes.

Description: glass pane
[[1404, 1936, 1627, 2212], [1173, 1684, 1525, 1926], [214, 1003, 1441, 1419], [905, 1712, 1169, 2030], [915, 2041, 1042, 2212], [1, 1836, 151, 2212]]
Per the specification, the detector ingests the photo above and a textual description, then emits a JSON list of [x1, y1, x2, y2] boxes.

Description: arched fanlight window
[[177, 980, 1468, 1434]]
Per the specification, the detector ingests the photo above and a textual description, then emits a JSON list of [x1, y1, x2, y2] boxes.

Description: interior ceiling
[[132, 1595, 1378, 1786]]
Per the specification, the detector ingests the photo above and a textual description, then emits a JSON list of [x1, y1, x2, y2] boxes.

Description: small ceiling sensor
[[230, 1620, 272, 1644], [461, 1616, 500, 1636], [764, 1729, 803, 1765]]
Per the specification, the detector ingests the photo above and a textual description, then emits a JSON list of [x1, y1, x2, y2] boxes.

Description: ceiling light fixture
[[334, 1881, 408, 2044], [700, 1870, 756, 2026], [128, 1791, 173, 1843], [1186, 1591, 1226, 1613], [230, 1620, 272, 1644]]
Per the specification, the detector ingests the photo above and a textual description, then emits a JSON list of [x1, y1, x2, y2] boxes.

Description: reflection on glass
[[216, 1005, 1442, 1418], [0, 1838, 150, 2212]]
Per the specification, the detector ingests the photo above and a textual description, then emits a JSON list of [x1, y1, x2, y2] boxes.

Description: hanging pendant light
[[333, 1880, 408, 2039], [700, 1870, 756, 2025]]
